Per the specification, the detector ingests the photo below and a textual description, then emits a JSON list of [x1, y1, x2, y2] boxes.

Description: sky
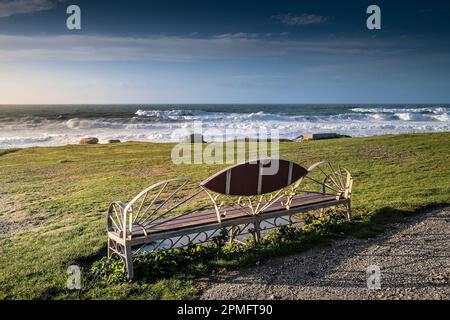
[[0, 0, 450, 104]]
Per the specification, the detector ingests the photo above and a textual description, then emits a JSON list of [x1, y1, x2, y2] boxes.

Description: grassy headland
[[0, 132, 449, 299]]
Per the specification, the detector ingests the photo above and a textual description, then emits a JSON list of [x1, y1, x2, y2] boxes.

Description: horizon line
[[1, 102, 450, 106]]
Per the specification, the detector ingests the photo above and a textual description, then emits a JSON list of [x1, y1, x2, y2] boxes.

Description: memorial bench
[[107, 159, 353, 279]]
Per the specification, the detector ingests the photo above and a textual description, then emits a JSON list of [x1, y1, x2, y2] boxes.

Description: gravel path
[[199, 208, 450, 300]]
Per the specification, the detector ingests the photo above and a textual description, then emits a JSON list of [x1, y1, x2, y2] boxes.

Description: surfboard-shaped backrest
[[200, 159, 308, 196]]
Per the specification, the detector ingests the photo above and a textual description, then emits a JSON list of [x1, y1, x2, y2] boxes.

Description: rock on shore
[[79, 137, 99, 145]]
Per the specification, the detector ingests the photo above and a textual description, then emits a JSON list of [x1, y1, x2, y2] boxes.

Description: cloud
[[0, 33, 419, 62], [0, 0, 61, 18], [214, 32, 259, 39], [272, 13, 328, 26]]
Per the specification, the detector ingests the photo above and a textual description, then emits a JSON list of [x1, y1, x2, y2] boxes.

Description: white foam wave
[[394, 112, 430, 121], [65, 118, 124, 129], [351, 107, 448, 114], [433, 113, 450, 122], [350, 107, 449, 123], [135, 109, 215, 121]]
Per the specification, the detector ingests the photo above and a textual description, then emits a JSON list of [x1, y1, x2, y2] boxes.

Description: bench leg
[[124, 242, 135, 280], [107, 238, 112, 258], [107, 237, 134, 279], [252, 219, 261, 243], [345, 200, 352, 221], [229, 226, 237, 244]]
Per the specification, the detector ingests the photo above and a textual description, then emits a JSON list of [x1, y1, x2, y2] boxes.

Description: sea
[[0, 104, 449, 148]]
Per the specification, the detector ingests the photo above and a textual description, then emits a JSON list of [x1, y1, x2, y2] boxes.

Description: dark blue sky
[[1, 0, 450, 104]]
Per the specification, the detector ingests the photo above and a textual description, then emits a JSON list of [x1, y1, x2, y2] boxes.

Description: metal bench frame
[[107, 159, 353, 279]]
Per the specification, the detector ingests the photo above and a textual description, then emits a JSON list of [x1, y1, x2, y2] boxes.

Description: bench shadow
[[198, 205, 450, 294]]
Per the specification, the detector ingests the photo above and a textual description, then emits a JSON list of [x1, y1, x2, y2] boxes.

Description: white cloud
[[0, 33, 415, 62], [0, 0, 60, 18], [272, 13, 328, 26], [213, 32, 260, 39]]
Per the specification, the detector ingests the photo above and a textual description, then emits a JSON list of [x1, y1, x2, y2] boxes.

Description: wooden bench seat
[[113, 193, 339, 238]]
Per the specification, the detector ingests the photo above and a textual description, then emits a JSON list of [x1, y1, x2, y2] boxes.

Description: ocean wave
[[134, 108, 450, 123], [0, 136, 54, 144], [351, 107, 448, 114], [135, 109, 351, 123], [135, 109, 214, 121], [433, 113, 450, 122], [349, 107, 449, 122], [0, 134, 66, 148], [394, 112, 430, 121], [65, 118, 125, 129], [391, 112, 449, 122]]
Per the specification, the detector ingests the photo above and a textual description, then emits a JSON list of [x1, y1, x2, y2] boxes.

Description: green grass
[[0, 132, 449, 299]]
